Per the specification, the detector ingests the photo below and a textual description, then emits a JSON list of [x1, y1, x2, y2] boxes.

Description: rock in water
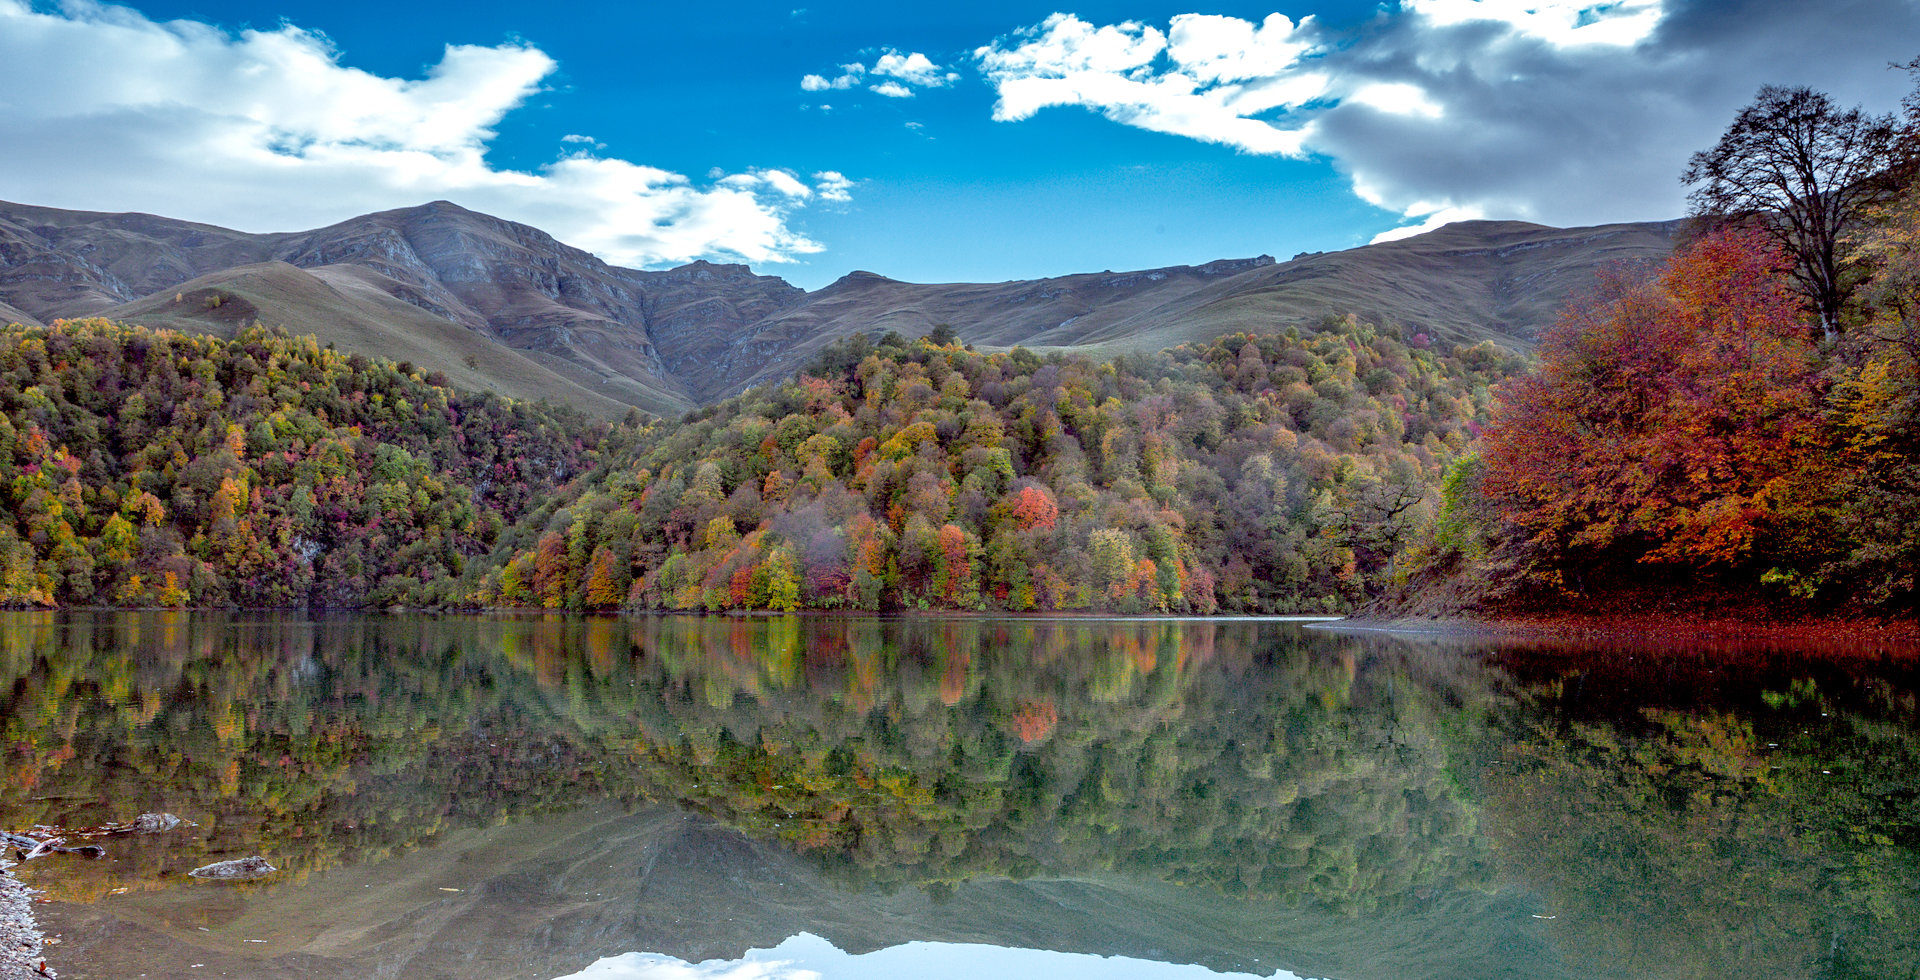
[[187, 856, 277, 881], [129, 813, 182, 833]]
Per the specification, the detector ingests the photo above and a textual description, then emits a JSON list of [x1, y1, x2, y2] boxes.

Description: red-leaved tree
[[1482, 226, 1827, 583]]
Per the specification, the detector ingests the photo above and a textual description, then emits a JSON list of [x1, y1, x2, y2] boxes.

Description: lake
[[2, 612, 1916, 979]]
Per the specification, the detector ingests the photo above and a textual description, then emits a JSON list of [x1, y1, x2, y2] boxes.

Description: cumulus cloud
[[0, 0, 840, 267], [870, 50, 960, 87], [978, 14, 1320, 157], [801, 64, 865, 91], [978, 0, 1920, 240], [813, 171, 855, 203], [800, 49, 959, 100]]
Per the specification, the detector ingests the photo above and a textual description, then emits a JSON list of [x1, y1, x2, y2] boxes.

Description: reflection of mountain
[[42, 803, 1557, 980]]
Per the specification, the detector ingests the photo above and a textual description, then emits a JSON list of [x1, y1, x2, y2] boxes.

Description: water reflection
[[1, 613, 1915, 979], [1478, 638, 1920, 980], [557, 934, 1300, 980]]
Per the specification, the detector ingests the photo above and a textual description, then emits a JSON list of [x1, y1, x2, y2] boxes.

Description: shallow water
[[1, 611, 1915, 979]]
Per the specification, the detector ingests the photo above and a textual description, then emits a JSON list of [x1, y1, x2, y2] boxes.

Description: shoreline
[[0, 858, 49, 980], [1321, 611, 1920, 647]]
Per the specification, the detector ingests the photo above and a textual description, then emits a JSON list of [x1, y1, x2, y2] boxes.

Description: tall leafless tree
[[1683, 85, 1904, 338]]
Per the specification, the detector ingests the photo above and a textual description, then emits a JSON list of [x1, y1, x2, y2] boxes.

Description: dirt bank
[[1325, 611, 1920, 649]]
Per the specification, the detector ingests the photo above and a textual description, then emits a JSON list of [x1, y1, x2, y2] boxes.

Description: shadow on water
[[1, 612, 1916, 979]]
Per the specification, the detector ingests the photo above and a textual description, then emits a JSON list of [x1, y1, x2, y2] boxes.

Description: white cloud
[[871, 50, 960, 87], [801, 63, 865, 91], [1369, 204, 1486, 242], [759, 169, 813, 198], [977, 13, 1318, 156], [1165, 13, 1316, 85], [812, 171, 854, 203], [0, 0, 835, 268], [554, 933, 1305, 980], [978, 1, 1920, 239], [557, 951, 817, 980], [800, 49, 957, 100], [1345, 82, 1442, 118], [1404, 0, 1664, 47]]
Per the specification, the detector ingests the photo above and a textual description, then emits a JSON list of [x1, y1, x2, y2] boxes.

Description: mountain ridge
[[0, 199, 1681, 414]]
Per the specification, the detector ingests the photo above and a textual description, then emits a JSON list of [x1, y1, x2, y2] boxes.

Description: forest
[[478, 322, 1517, 614], [0, 320, 617, 609], [0, 314, 1515, 613]]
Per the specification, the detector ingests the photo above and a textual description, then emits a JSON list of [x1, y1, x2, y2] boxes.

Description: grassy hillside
[[97, 262, 659, 417], [720, 220, 1677, 397], [2, 200, 1669, 414]]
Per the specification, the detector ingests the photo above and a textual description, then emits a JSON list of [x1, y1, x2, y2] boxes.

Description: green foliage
[[1484, 644, 1920, 978]]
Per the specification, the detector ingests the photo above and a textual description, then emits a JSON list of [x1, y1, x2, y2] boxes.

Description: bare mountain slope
[[0, 200, 759, 413], [0, 199, 1679, 413], [719, 220, 1681, 393], [0, 299, 36, 327], [97, 262, 644, 416], [1080, 219, 1685, 350]]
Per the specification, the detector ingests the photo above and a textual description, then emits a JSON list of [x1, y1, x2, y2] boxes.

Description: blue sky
[[2, 0, 1917, 288]]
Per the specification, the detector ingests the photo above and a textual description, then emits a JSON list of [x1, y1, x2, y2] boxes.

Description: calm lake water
[[2, 612, 1916, 980]]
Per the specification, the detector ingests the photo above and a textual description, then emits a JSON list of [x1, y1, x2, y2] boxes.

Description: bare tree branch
[[1683, 85, 1905, 338]]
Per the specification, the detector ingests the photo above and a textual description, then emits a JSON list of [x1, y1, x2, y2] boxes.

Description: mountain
[[0, 200, 726, 415], [711, 219, 1681, 394], [0, 199, 1681, 414], [92, 261, 641, 417]]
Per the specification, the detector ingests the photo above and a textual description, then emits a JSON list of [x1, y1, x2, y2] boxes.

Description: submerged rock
[[129, 813, 182, 834], [187, 856, 277, 881]]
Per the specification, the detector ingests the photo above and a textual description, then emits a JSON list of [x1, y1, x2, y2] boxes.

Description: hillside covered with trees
[[0, 315, 1512, 613], [476, 322, 1517, 614], [0, 319, 621, 608]]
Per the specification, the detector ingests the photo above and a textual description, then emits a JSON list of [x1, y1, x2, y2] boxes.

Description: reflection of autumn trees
[[9, 611, 1916, 977], [1481, 643, 1920, 979], [0, 613, 1495, 915], [0, 613, 626, 901], [612, 618, 1497, 911]]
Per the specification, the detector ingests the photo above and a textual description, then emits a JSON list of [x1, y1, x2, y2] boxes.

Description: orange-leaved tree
[[1481, 226, 1829, 588]]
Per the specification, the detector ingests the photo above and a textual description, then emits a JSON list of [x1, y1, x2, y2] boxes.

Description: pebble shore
[[0, 859, 50, 980]]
